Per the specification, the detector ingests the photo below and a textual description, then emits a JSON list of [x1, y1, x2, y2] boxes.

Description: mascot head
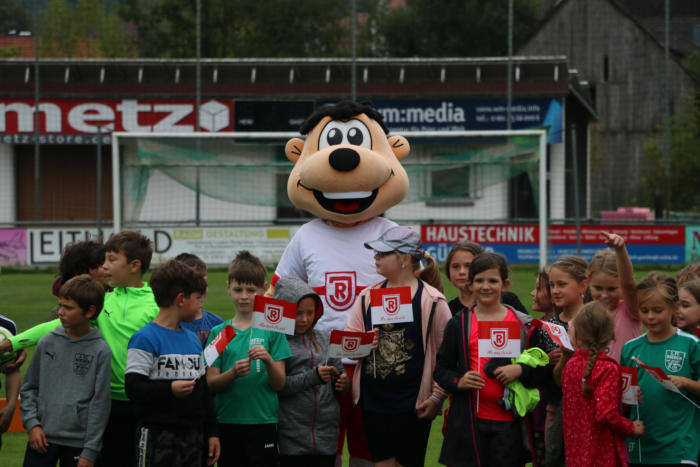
[[285, 101, 410, 225]]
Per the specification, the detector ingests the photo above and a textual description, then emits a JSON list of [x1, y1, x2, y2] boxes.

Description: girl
[[588, 232, 642, 362], [531, 268, 557, 321], [536, 255, 588, 467], [345, 226, 451, 467], [677, 279, 700, 337], [206, 251, 292, 467], [273, 276, 349, 467], [445, 241, 527, 316], [562, 302, 644, 467], [621, 273, 700, 466], [435, 252, 542, 467]]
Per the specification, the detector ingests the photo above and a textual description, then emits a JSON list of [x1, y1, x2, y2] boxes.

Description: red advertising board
[[0, 98, 233, 134], [421, 224, 684, 245]]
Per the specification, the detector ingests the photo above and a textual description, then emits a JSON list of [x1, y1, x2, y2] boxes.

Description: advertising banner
[[422, 224, 686, 264]]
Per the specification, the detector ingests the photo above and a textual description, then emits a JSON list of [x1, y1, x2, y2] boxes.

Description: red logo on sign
[[491, 329, 508, 349], [265, 304, 283, 324], [382, 295, 400, 314], [325, 272, 356, 311], [550, 325, 562, 336], [342, 336, 360, 352], [621, 373, 631, 392]]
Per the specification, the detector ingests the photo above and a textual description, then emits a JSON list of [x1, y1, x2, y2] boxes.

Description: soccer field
[[0, 264, 679, 466]]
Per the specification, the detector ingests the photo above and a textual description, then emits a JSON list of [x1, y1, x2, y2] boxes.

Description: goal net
[[112, 130, 548, 266]]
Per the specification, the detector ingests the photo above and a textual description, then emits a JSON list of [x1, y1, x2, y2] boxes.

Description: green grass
[[0, 264, 682, 466]]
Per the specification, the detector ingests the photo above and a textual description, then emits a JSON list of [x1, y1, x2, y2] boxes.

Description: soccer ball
[[0, 326, 18, 372]]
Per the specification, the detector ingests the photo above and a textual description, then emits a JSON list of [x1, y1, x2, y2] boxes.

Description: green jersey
[[10, 282, 159, 400], [620, 329, 700, 464], [206, 321, 292, 424]]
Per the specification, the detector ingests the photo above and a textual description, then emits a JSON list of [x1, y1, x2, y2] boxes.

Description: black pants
[[361, 410, 432, 467], [475, 418, 522, 467], [218, 423, 280, 467], [23, 442, 82, 467], [279, 454, 335, 467], [136, 425, 205, 467], [96, 399, 136, 467]]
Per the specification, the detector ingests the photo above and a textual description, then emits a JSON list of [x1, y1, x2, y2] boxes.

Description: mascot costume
[[270, 101, 410, 466]]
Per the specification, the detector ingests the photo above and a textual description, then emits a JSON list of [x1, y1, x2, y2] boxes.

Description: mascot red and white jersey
[[268, 100, 410, 333], [272, 217, 396, 332]]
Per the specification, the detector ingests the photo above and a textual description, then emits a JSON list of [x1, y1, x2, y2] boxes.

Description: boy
[[206, 251, 291, 467], [5, 231, 160, 466], [20, 275, 111, 467], [175, 253, 224, 347], [125, 260, 220, 466]]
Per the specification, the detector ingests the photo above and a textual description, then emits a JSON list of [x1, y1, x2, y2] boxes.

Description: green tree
[[121, 0, 350, 58], [364, 0, 542, 57], [642, 94, 700, 213], [0, 0, 30, 33], [40, 0, 136, 57]]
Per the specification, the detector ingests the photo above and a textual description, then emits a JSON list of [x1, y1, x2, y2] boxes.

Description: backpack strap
[[361, 294, 371, 330], [423, 301, 437, 353]]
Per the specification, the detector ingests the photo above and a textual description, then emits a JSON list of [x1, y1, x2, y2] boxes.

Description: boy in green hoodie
[[3, 231, 159, 467]]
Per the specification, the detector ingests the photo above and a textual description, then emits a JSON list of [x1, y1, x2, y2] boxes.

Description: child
[[345, 226, 451, 467], [175, 253, 224, 347], [52, 240, 107, 297], [588, 232, 642, 362], [20, 275, 111, 467], [562, 301, 644, 467], [6, 230, 160, 467], [677, 279, 700, 337], [273, 275, 349, 467], [530, 268, 557, 321], [621, 273, 700, 466], [206, 251, 292, 467], [534, 255, 588, 467], [125, 260, 220, 466], [435, 252, 542, 467], [445, 241, 527, 316], [0, 267, 21, 452]]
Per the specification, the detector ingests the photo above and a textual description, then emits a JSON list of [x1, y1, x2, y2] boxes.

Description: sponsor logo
[[264, 304, 283, 324], [325, 272, 356, 311], [0, 99, 231, 135], [73, 352, 94, 376], [490, 328, 508, 350], [382, 294, 400, 314], [664, 350, 685, 373], [342, 336, 360, 352]]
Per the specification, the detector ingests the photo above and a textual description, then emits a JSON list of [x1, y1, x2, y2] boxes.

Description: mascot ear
[[388, 135, 410, 159], [285, 138, 305, 163]]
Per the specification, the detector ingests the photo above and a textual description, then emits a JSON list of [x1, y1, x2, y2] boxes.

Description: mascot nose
[[329, 148, 360, 172]]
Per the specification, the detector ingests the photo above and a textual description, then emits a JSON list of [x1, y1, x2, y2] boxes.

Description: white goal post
[[111, 130, 548, 268]]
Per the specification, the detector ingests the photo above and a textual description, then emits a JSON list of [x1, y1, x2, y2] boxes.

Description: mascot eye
[[327, 128, 343, 146], [318, 121, 347, 149], [346, 120, 372, 149]]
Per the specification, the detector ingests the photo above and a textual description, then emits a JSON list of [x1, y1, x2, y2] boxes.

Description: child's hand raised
[[317, 365, 339, 383], [457, 370, 485, 390], [601, 231, 625, 249], [248, 345, 272, 364], [370, 328, 379, 350], [171, 379, 196, 398], [633, 420, 645, 437]]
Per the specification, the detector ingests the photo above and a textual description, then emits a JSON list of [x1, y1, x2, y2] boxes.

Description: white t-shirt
[[272, 217, 396, 333]]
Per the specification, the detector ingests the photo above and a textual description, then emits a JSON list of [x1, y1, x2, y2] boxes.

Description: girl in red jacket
[[562, 301, 644, 467]]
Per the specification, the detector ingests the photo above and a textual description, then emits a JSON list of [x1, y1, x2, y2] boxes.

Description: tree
[[642, 94, 700, 213], [0, 0, 30, 34], [120, 0, 350, 58], [40, 0, 137, 58], [363, 0, 543, 57]]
